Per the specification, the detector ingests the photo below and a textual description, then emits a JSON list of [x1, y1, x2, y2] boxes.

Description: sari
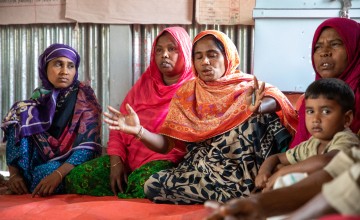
[[144, 30, 298, 204], [290, 18, 360, 148], [65, 27, 194, 198], [2, 44, 102, 193]]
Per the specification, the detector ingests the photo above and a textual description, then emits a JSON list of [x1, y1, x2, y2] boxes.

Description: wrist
[[135, 125, 144, 140]]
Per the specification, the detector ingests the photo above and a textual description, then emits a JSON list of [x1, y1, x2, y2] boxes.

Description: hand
[[255, 172, 270, 190], [110, 157, 128, 195], [7, 173, 29, 195], [262, 171, 282, 192], [205, 197, 266, 220], [103, 104, 141, 135], [32, 171, 62, 197], [245, 76, 265, 113]]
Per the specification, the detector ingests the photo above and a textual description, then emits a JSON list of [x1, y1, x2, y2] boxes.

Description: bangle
[[54, 170, 63, 181], [135, 126, 144, 140], [111, 161, 122, 167], [9, 173, 17, 180]]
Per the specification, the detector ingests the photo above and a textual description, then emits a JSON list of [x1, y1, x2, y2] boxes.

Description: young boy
[[255, 78, 360, 191]]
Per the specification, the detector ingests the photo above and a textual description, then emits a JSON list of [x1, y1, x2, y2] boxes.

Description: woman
[[290, 17, 360, 148], [104, 30, 297, 204], [65, 27, 194, 198], [1, 43, 102, 197]]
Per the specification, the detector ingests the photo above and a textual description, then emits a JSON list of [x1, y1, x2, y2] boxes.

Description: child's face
[[305, 95, 352, 141]]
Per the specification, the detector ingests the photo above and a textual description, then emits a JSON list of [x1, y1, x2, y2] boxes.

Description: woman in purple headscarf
[[1, 44, 102, 197]]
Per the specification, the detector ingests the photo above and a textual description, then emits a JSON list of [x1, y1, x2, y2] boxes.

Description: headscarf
[[160, 30, 298, 142], [2, 43, 102, 160], [290, 18, 360, 148], [107, 27, 194, 170]]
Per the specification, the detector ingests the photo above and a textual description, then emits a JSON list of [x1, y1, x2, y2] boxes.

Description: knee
[[143, 174, 160, 200]]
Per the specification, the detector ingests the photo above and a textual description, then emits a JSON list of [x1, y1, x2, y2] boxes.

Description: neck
[[162, 74, 181, 86]]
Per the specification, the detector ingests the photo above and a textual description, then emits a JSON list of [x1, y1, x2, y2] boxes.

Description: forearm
[[139, 127, 171, 154], [259, 155, 281, 175], [259, 97, 280, 114], [258, 169, 333, 217]]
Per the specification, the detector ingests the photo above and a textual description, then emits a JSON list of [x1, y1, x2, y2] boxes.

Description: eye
[[208, 52, 218, 58], [314, 44, 321, 52], [68, 63, 75, 69], [155, 48, 162, 53], [168, 47, 176, 52], [306, 109, 314, 114], [322, 109, 330, 114], [194, 54, 202, 60], [331, 41, 342, 48]]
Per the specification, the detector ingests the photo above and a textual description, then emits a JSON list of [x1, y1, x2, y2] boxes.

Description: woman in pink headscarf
[[66, 27, 194, 198], [290, 17, 360, 148]]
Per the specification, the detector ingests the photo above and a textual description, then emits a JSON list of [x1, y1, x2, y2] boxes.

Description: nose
[[320, 50, 332, 58], [161, 50, 169, 58], [201, 56, 210, 65], [59, 66, 69, 75], [312, 112, 321, 123]]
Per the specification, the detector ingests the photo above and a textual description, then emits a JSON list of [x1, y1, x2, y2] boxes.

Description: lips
[[320, 61, 333, 69], [160, 61, 171, 68], [311, 127, 322, 132]]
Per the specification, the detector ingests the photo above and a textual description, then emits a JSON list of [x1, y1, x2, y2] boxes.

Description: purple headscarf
[[2, 43, 81, 141]]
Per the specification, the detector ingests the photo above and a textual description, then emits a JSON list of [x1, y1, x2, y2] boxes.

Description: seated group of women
[[2, 17, 359, 211]]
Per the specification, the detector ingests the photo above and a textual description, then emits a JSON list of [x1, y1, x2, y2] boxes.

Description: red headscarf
[[290, 18, 360, 148], [160, 30, 297, 142], [107, 27, 194, 171]]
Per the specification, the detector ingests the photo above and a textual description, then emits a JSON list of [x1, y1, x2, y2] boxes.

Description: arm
[[264, 150, 338, 191], [206, 168, 333, 220], [255, 153, 289, 189], [104, 104, 172, 154], [288, 193, 337, 220]]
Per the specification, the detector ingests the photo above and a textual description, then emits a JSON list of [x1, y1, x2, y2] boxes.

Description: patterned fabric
[[2, 43, 102, 193], [6, 125, 95, 193], [65, 155, 174, 198], [107, 27, 193, 172], [145, 113, 292, 204], [291, 18, 360, 148], [159, 30, 297, 142], [1, 44, 81, 142]]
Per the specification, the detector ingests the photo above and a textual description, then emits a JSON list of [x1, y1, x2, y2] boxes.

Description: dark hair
[[192, 35, 225, 60], [305, 78, 355, 112]]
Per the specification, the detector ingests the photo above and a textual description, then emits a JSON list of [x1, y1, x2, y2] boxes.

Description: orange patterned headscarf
[[160, 30, 297, 142]]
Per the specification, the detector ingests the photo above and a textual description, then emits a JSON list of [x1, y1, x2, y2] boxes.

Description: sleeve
[[322, 163, 360, 215], [327, 130, 360, 152], [65, 148, 96, 166], [324, 147, 359, 178], [285, 138, 316, 164]]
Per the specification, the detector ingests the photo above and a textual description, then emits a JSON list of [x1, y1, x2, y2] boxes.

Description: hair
[[305, 78, 355, 112], [192, 34, 225, 60]]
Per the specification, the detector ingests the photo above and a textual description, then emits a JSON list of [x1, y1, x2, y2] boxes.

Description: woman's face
[[313, 28, 348, 79], [47, 57, 76, 89], [193, 36, 226, 82], [155, 32, 184, 79]]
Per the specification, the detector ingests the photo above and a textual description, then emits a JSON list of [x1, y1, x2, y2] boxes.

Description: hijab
[[160, 30, 298, 142], [106, 27, 194, 169], [290, 18, 360, 148]]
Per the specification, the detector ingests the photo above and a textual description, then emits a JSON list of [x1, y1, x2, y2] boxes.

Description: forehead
[[317, 28, 341, 41], [305, 95, 339, 107], [156, 32, 177, 46], [194, 35, 219, 52]]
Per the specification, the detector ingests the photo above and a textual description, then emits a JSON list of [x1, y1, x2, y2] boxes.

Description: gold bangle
[[9, 173, 17, 180], [135, 126, 144, 140], [111, 161, 122, 167], [54, 170, 63, 181]]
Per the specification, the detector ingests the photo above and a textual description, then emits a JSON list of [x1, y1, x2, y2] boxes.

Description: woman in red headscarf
[[104, 30, 297, 204], [290, 17, 360, 148], [66, 27, 194, 198]]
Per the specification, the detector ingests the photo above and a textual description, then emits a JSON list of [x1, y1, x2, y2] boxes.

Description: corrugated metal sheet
[[132, 24, 254, 82], [0, 23, 253, 159], [0, 23, 110, 148]]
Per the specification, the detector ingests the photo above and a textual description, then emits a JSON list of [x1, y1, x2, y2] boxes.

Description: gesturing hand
[[7, 174, 29, 195], [245, 76, 265, 113], [103, 104, 141, 135]]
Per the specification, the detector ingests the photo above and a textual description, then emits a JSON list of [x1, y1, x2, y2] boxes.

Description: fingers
[[107, 105, 121, 115]]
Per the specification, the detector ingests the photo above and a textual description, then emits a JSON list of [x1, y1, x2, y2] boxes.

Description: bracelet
[[9, 173, 17, 180], [111, 161, 122, 167], [54, 170, 63, 181], [135, 126, 144, 140]]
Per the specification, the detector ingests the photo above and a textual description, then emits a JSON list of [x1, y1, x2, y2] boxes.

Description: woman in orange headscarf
[[104, 30, 297, 204]]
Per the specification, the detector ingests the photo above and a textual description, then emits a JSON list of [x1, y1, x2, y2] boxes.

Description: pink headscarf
[[290, 18, 360, 148], [107, 27, 194, 171]]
